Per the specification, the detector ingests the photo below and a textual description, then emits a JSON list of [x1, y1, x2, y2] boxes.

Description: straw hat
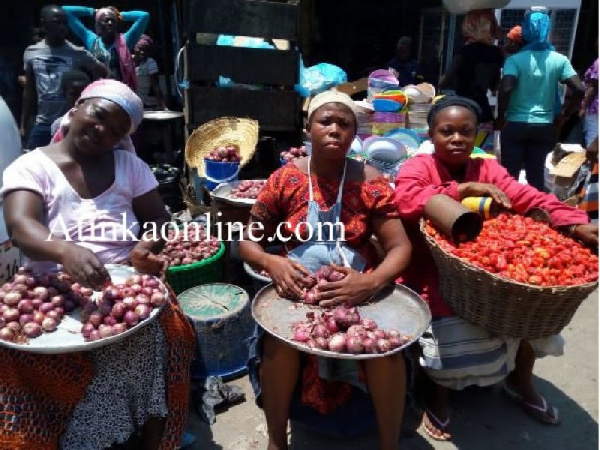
[[185, 117, 259, 176]]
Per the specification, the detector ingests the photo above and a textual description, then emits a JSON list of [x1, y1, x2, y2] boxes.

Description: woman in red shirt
[[241, 90, 412, 450], [394, 96, 597, 440]]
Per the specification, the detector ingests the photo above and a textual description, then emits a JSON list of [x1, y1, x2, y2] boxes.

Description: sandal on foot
[[503, 383, 561, 425], [421, 409, 452, 441]]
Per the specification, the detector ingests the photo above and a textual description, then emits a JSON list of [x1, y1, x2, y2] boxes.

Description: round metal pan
[[0, 264, 167, 354], [252, 283, 431, 360]]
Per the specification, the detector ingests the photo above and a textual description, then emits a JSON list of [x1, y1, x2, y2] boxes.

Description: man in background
[[386, 36, 424, 87], [21, 5, 106, 149]]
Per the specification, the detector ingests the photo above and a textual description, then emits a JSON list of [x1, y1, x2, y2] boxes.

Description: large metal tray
[[211, 180, 266, 206], [252, 283, 431, 360], [0, 265, 167, 354]]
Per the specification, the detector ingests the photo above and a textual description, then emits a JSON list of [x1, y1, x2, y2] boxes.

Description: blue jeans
[[26, 122, 52, 150], [500, 121, 556, 192]]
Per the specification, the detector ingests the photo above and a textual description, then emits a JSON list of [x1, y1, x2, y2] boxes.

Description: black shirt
[[455, 43, 504, 123]]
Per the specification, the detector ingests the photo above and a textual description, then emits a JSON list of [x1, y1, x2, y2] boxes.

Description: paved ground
[[184, 290, 598, 450]]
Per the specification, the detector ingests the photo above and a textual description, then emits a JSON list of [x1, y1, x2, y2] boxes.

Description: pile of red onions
[[161, 226, 221, 267], [229, 180, 266, 199], [291, 305, 411, 354], [205, 145, 242, 163], [300, 266, 346, 304], [0, 269, 90, 343], [80, 274, 167, 342], [280, 146, 308, 162]]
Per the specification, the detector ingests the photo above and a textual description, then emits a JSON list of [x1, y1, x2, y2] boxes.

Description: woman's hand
[[265, 255, 309, 300], [572, 224, 599, 248], [59, 242, 111, 290], [131, 247, 167, 277], [458, 182, 512, 209], [316, 265, 378, 307]]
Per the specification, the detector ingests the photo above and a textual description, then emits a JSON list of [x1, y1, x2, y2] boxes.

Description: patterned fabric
[[419, 316, 520, 390], [577, 163, 599, 223], [584, 59, 598, 115], [0, 297, 195, 450], [251, 162, 400, 270]]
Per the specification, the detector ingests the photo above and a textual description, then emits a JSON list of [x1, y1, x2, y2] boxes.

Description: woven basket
[[420, 220, 598, 339], [185, 117, 259, 177]]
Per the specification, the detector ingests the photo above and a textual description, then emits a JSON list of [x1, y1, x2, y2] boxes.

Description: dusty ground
[[184, 290, 598, 450]]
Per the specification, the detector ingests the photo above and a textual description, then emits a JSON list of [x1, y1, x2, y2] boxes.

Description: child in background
[[134, 34, 167, 110], [50, 70, 92, 137]]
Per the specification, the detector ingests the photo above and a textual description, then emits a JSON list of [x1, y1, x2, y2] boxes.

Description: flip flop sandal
[[421, 408, 452, 441], [503, 383, 561, 425]]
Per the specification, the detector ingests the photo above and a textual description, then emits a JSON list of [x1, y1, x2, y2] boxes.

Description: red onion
[[328, 270, 345, 282], [81, 323, 95, 338], [122, 288, 134, 298], [0, 327, 15, 342], [127, 275, 142, 287], [39, 303, 54, 314], [140, 287, 153, 297], [1, 283, 12, 292], [325, 317, 339, 333], [385, 329, 401, 339], [346, 325, 366, 337], [98, 302, 113, 317], [123, 311, 139, 327], [122, 296, 137, 310], [46, 287, 59, 297], [4, 292, 22, 307], [112, 323, 127, 335], [88, 311, 104, 328], [314, 336, 329, 350], [362, 337, 378, 353], [3, 308, 19, 322], [130, 284, 142, 295], [6, 321, 21, 333], [19, 314, 33, 327], [150, 292, 166, 307], [46, 310, 61, 321], [103, 286, 121, 301], [17, 299, 33, 314], [135, 294, 151, 306], [372, 329, 386, 340], [293, 328, 310, 342], [53, 307, 64, 317], [49, 295, 64, 308], [376, 339, 391, 353], [41, 317, 58, 332], [0, 317, 5, 328], [32, 311, 45, 325], [345, 335, 364, 354], [360, 318, 377, 331], [31, 298, 43, 309], [103, 316, 117, 327], [328, 333, 346, 352], [312, 324, 330, 339], [98, 324, 114, 339], [111, 302, 126, 319], [388, 336, 403, 348], [89, 330, 101, 341], [13, 275, 28, 285], [143, 278, 160, 289], [23, 322, 42, 338], [33, 286, 49, 301], [135, 304, 152, 320], [80, 287, 94, 297], [12, 284, 28, 296]]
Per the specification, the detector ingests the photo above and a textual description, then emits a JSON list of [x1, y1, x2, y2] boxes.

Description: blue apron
[[288, 157, 367, 389]]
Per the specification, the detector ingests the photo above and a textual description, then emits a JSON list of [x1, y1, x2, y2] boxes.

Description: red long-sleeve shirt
[[394, 154, 590, 318]]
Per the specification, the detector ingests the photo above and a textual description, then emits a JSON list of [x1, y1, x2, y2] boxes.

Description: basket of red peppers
[[421, 213, 598, 339]]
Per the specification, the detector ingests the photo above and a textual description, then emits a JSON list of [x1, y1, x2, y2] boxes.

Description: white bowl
[[363, 137, 407, 163]]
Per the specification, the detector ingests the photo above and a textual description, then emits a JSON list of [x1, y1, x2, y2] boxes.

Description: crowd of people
[[19, 4, 168, 152], [0, 3, 597, 450]]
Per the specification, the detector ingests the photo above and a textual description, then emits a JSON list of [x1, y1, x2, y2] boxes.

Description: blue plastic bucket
[[204, 159, 241, 191]]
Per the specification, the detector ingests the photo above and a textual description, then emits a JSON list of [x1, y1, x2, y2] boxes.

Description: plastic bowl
[[372, 99, 402, 112], [363, 136, 407, 163]]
